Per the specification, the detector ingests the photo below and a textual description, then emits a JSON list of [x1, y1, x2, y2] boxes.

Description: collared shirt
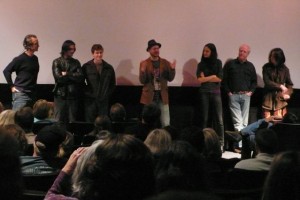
[[222, 58, 257, 93]]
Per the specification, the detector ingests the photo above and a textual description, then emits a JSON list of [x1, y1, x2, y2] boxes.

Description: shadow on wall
[[115, 59, 139, 85], [181, 58, 199, 86]]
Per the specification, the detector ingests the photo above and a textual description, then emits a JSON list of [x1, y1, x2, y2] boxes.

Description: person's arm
[[67, 60, 84, 84], [108, 65, 116, 98], [3, 57, 19, 92], [139, 60, 151, 84], [262, 64, 282, 90], [163, 59, 176, 82], [45, 147, 86, 200], [52, 59, 69, 84], [249, 63, 257, 94]]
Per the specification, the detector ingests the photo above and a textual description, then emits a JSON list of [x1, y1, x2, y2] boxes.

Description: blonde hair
[[144, 129, 172, 154], [0, 110, 16, 126]]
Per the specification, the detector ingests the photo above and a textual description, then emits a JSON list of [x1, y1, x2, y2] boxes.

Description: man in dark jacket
[[82, 44, 116, 122], [52, 40, 84, 124]]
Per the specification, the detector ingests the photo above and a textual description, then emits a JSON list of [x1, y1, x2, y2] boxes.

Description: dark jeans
[[84, 98, 109, 123], [54, 96, 78, 124], [199, 92, 224, 146]]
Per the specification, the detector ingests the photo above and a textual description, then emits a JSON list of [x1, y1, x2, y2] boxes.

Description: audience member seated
[[163, 125, 179, 140], [110, 102, 126, 122], [88, 115, 112, 136], [179, 126, 205, 154], [155, 141, 208, 193], [0, 109, 16, 126], [202, 128, 222, 161], [3, 124, 28, 156], [235, 128, 278, 171], [33, 99, 56, 123], [0, 128, 23, 200], [14, 107, 35, 144], [125, 103, 161, 141], [45, 134, 155, 200], [225, 112, 298, 158], [144, 129, 172, 160], [20, 125, 67, 175], [110, 102, 139, 134], [262, 151, 300, 200]]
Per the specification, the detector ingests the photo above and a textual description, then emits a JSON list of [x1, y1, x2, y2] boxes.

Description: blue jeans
[[228, 94, 251, 131], [199, 92, 224, 146], [12, 92, 33, 110]]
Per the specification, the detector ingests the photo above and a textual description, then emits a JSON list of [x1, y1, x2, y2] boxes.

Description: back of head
[[255, 128, 278, 154], [0, 109, 16, 126], [33, 99, 51, 120], [14, 107, 34, 133], [142, 103, 161, 125], [94, 115, 111, 132], [110, 103, 126, 121], [263, 151, 300, 200], [179, 126, 205, 153], [145, 190, 219, 200], [155, 140, 208, 193], [282, 112, 299, 123], [144, 129, 172, 154], [202, 128, 222, 160], [35, 124, 67, 159], [0, 128, 22, 200], [72, 134, 155, 200], [163, 125, 179, 140], [3, 124, 28, 156]]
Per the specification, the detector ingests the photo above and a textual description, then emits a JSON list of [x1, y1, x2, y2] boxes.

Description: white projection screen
[[1, 0, 300, 88]]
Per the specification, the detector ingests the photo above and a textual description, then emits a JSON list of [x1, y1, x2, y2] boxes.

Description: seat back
[[271, 123, 300, 152], [22, 173, 58, 192]]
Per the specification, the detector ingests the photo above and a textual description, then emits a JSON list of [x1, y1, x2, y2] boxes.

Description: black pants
[[54, 96, 78, 124], [84, 98, 109, 123]]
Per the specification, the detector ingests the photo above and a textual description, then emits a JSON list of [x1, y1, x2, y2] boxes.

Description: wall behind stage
[[1, 0, 300, 88]]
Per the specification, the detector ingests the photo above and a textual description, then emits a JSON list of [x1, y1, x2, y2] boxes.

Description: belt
[[232, 91, 249, 94]]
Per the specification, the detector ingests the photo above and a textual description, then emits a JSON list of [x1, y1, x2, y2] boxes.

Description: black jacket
[[82, 59, 116, 101], [52, 57, 84, 99]]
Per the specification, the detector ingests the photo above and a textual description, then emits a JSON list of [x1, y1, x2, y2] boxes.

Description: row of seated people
[[1, 100, 300, 199], [0, 123, 299, 200]]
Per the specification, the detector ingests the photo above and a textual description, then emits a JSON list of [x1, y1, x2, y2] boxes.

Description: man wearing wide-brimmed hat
[[139, 39, 176, 127]]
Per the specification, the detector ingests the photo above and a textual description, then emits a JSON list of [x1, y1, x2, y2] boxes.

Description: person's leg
[[199, 92, 210, 129], [54, 96, 67, 124], [84, 98, 97, 123], [228, 94, 243, 131], [68, 99, 79, 123], [12, 92, 31, 110], [160, 102, 170, 127], [212, 93, 224, 147], [96, 99, 109, 117], [240, 94, 251, 129]]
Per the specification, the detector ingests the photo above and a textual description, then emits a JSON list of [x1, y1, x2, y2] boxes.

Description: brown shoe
[[225, 130, 242, 142]]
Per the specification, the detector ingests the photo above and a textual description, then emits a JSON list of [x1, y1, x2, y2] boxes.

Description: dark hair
[[60, 40, 76, 56], [3, 124, 28, 156], [91, 44, 103, 53], [142, 103, 161, 125], [110, 103, 126, 121], [0, 128, 23, 200], [255, 128, 278, 154], [72, 134, 155, 200], [179, 126, 205, 153], [23, 34, 37, 50], [163, 125, 179, 140], [14, 107, 34, 133], [33, 99, 51, 120], [263, 151, 300, 200], [155, 141, 208, 193], [268, 48, 286, 67], [145, 190, 219, 200], [282, 112, 298, 123], [94, 115, 111, 132], [201, 43, 218, 63]]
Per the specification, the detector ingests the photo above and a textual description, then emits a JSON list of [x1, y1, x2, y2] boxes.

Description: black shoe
[[225, 130, 242, 142]]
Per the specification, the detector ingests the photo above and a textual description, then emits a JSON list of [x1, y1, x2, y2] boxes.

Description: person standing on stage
[[196, 43, 224, 149], [3, 34, 40, 110], [52, 40, 84, 124], [139, 39, 176, 127], [223, 44, 257, 132], [82, 44, 116, 122]]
